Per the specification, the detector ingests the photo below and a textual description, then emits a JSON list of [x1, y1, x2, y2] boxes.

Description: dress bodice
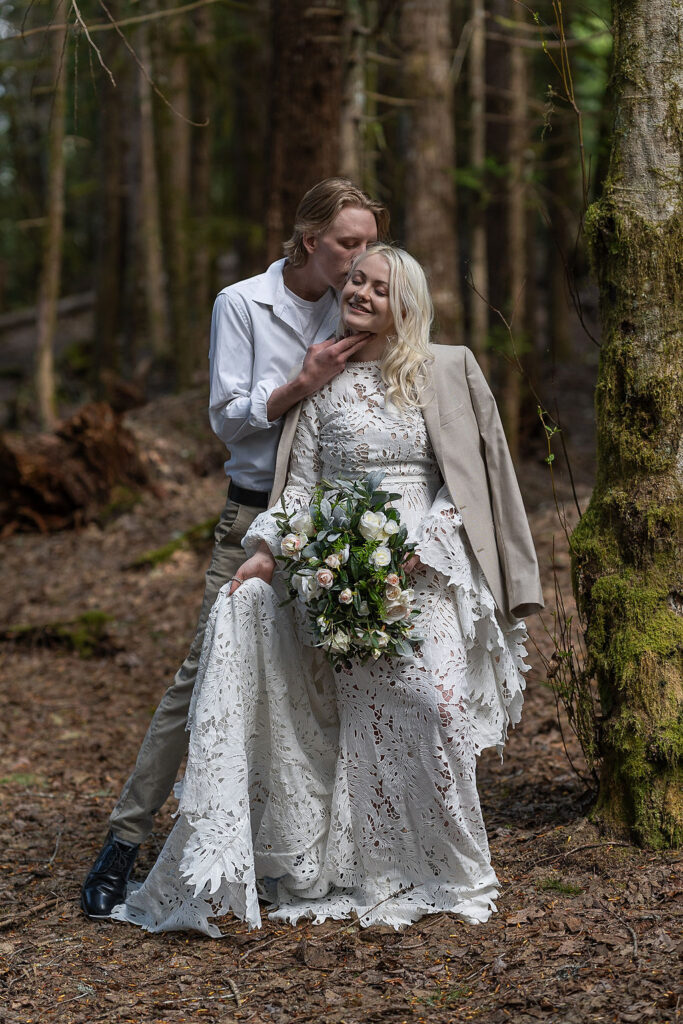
[[312, 362, 442, 529]]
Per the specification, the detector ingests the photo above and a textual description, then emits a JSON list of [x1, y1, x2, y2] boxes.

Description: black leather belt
[[228, 481, 269, 509]]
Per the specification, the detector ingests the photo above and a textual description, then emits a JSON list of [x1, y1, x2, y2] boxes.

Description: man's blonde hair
[[283, 178, 390, 267]]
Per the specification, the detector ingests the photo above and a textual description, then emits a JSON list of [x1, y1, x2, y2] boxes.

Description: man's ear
[[302, 232, 317, 256]]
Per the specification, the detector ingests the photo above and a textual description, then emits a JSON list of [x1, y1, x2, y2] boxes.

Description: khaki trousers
[[109, 493, 261, 845]]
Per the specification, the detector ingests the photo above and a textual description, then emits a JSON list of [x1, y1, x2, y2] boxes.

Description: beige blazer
[[269, 345, 544, 620]]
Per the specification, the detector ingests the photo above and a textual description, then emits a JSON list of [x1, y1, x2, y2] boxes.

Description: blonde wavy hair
[[344, 243, 434, 410]]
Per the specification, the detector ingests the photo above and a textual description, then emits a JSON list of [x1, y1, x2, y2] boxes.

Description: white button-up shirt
[[209, 259, 340, 491]]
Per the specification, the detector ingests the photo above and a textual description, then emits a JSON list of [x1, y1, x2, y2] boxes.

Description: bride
[[112, 243, 543, 935]]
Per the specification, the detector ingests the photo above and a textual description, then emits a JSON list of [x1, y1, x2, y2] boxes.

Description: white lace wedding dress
[[112, 362, 529, 936]]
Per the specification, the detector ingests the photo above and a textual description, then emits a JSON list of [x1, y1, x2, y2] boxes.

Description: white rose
[[317, 615, 330, 633], [290, 510, 315, 537], [399, 587, 415, 607], [375, 631, 390, 648], [340, 544, 350, 564], [382, 602, 411, 623], [328, 630, 350, 654], [385, 582, 402, 601], [386, 573, 400, 587], [382, 519, 399, 536], [339, 588, 354, 605], [316, 567, 335, 589], [325, 553, 342, 569], [359, 510, 387, 541], [281, 532, 305, 559], [292, 571, 322, 603], [370, 545, 392, 568]]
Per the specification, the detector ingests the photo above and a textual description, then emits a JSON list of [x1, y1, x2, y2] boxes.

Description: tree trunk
[[35, 23, 67, 429], [400, 0, 463, 345], [138, 30, 169, 360], [571, 0, 683, 848], [468, 0, 488, 367], [93, 14, 126, 386], [340, 0, 366, 185], [266, 0, 344, 262], [189, 3, 214, 332], [161, 17, 192, 386], [500, 3, 527, 461]]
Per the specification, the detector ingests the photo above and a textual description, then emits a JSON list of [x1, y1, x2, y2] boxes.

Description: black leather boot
[[81, 832, 139, 918]]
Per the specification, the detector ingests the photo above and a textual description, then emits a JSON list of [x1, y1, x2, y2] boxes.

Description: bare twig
[[226, 976, 241, 1006], [70, 0, 115, 86], [0, 898, 59, 931], [3, 0, 250, 44], [96, 0, 209, 127], [46, 828, 62, 867]]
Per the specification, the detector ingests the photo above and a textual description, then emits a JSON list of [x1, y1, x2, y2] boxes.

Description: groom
[[82, 178, 389, 918]]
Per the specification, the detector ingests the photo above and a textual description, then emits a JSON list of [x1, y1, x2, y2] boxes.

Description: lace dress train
[[112, 363, 529, 935]]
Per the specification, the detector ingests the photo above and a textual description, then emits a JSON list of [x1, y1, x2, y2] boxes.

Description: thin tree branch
[[71, 0, 115, 86], [2, 0, 250, 45], [96, 0, 209, 127]]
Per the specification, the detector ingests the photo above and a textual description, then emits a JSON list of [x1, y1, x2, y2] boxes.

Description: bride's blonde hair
[[345, 243, 434, 410]]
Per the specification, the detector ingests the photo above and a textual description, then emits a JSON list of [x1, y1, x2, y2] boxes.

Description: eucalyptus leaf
[[366, 470, 385, 491]]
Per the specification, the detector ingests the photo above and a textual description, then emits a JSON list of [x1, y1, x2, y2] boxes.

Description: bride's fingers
[[402, 555, 422, 574], [228, 575, 244, 596]]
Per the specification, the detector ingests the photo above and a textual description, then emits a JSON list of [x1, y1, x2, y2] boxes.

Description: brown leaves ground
[[0, 390, 681, 1024]]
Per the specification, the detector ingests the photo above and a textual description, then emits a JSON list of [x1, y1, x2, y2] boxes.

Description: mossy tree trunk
[[572, 0, 683, 848]]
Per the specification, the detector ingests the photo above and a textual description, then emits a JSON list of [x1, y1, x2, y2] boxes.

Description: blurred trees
[[0, 0, 613, 449]]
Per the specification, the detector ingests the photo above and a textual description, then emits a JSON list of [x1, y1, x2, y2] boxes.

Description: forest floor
[[0, 383, 681, 1024]]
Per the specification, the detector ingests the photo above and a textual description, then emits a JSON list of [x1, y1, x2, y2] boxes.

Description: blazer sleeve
[[464, 348, 544, 618]]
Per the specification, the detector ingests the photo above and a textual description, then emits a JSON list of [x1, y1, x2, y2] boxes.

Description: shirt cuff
[[248, 378, 280, 431]]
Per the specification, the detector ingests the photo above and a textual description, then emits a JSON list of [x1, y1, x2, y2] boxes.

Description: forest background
[[0, 2, 681, 1023]]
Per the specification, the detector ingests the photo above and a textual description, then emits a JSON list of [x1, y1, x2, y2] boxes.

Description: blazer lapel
[[420, 369, 445, 479]]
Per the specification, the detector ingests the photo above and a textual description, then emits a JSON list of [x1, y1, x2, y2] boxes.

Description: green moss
[[538, 877, 584, 896], [2, 610, 113, 658], [132, 516, 219, 568], [98, 485, 142, 524], [57, 611, 112, 658]]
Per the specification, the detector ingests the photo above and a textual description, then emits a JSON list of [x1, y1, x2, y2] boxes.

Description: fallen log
[[0, 401, 152, 534]]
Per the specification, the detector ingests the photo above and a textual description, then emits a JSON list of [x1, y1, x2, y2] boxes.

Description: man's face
[[304, 206, 378, 290]]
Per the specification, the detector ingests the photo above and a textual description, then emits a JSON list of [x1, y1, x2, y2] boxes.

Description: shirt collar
[[255, 258, 338, 337], [252, 258, 288, 306]]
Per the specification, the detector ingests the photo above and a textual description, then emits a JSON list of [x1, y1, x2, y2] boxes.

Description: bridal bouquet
[[273, 472, 421, 668]]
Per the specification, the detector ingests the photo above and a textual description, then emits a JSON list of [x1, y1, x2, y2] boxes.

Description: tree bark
[[572, 0, 683, 848], [35, 23, 67, 429], [160, 16, 192, 386], [189, 3, 214, 331], [500, 2, 528, 461], [138, 30, 169, 360], [400, 0, 463, 345], [468, 0, 489, 368], [339, 0, 366, 185], [266, 0, 345, 262], [93, 2, 126, 386]]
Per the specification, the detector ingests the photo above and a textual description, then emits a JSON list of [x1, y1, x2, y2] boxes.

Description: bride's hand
[[228, 544, 276, 595], [402, 554, 424, 575]]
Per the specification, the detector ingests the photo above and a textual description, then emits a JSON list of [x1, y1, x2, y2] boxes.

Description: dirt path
[[0, 393, 680, 1024]]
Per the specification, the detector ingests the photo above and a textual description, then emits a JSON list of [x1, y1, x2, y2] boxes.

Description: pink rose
[[316, 567, 335, 589]]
